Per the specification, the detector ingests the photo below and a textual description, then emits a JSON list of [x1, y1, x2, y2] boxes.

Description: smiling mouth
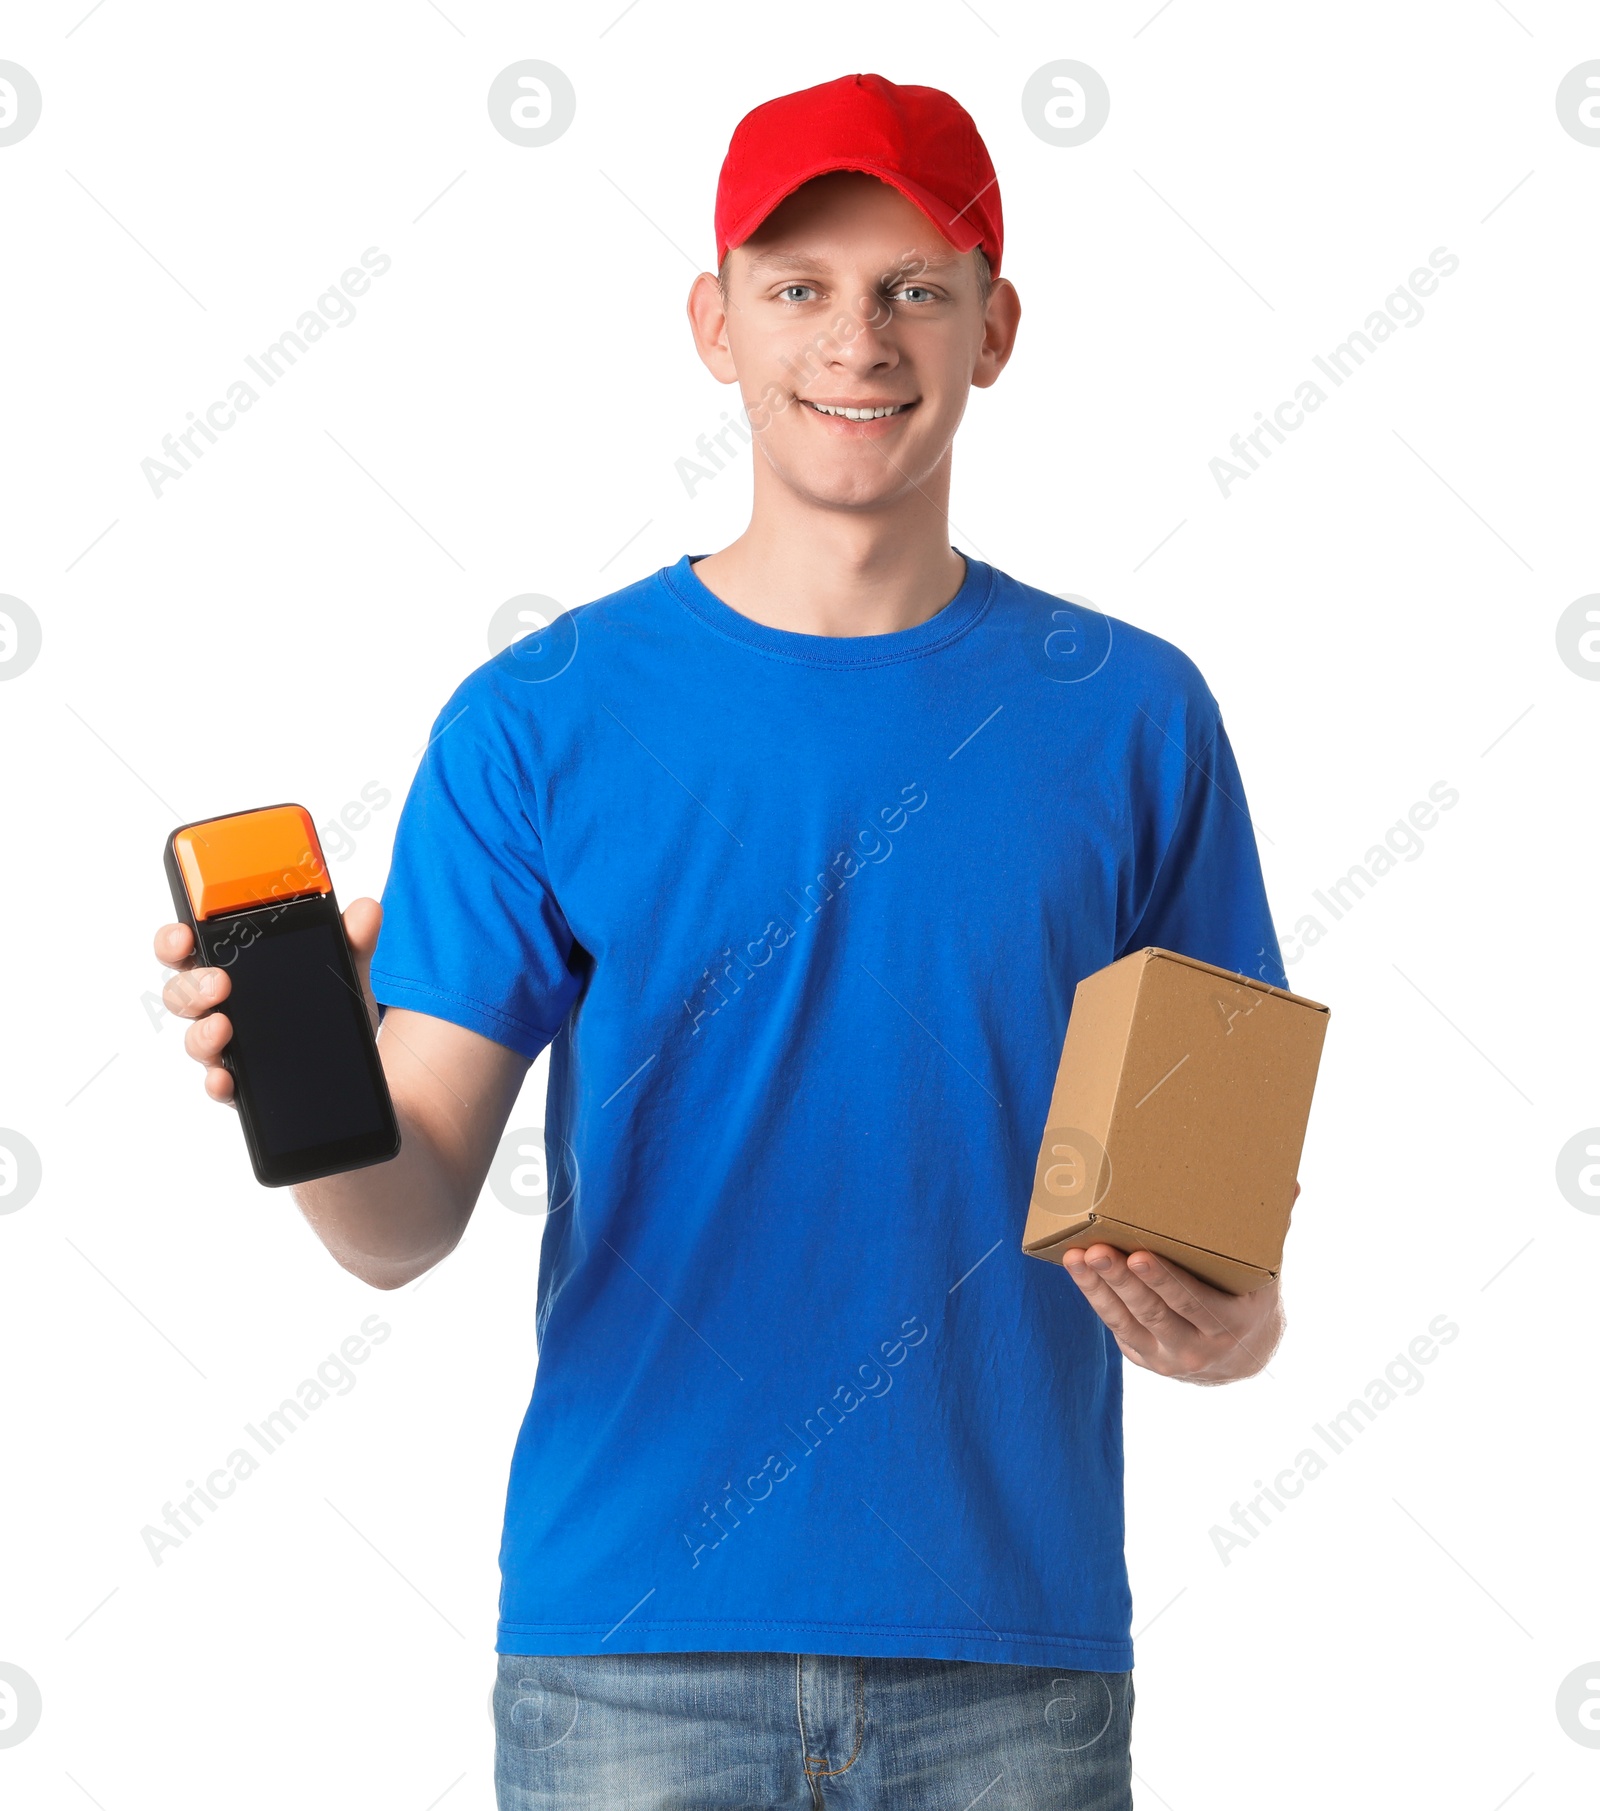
[[801, 399, 916, 421]]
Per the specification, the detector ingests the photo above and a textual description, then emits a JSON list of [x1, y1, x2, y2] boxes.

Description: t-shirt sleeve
[[369, 691, 584, 1060], [1116, 712, 1286, 990]]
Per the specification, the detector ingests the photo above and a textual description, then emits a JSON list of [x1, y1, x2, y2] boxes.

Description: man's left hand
[[1059, 1184, 1297, 1384]]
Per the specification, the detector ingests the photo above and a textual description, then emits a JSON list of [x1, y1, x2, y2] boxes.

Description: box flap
[[1137, 947, 1328, 1016]]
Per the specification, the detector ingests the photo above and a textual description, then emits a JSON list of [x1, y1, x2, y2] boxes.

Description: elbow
[[361, 1268, 417, 1292], [338, 1252, 431, 1291], [340, 1233, 463, 1292]]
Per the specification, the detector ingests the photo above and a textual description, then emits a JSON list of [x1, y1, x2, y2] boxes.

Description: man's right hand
[[152, 898, 530, 1288], [154, 898, 384, 1106]]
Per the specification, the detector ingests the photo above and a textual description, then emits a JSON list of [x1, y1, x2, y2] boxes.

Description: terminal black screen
[[196, 894, 399, 1185]]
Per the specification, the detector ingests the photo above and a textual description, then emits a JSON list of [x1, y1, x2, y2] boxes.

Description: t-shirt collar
[[661, 549, 994, 668]]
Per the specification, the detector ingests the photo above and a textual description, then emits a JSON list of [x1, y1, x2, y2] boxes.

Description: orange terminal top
[[172, 805, 331, 920]]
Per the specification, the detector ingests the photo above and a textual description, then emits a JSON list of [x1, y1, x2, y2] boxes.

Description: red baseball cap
[[714, 73, 1003, 278]]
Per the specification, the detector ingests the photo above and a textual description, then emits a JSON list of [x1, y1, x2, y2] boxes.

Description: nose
[[822, 300, 900, 381]]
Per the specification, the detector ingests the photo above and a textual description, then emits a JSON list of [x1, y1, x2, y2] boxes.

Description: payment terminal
[[164, 804, 400, 1186]]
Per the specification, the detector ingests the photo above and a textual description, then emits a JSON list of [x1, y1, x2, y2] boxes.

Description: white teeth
[[806, 401, 907, 420]]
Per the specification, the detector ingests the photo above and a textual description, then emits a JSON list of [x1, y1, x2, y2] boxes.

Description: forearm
[[291, 1098, 469, 1289], [289, 1006, 526, 1289]]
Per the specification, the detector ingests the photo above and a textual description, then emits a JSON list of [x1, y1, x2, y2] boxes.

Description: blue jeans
[[493, 1651, 1133, 1809]]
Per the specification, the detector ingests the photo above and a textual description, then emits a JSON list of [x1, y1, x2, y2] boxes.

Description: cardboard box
[[1021, 948, 1329, 1294]]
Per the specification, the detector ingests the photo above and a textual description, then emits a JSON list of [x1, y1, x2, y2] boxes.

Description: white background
[[2, 2, 1597, 1806]]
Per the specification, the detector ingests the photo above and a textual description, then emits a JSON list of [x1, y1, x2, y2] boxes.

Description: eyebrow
[[737, 246, 966, 275], [739, 248, 829, 272]]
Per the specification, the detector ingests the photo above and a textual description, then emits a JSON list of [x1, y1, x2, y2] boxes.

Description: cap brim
[[720, 158, 988, 268]]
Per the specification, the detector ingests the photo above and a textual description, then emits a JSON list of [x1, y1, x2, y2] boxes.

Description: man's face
[[690, 172, 1018, 513]]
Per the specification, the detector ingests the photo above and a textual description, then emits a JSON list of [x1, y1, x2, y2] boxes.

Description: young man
[[158, 74, 1289, 1810]]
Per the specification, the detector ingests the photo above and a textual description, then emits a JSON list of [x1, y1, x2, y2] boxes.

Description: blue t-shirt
[[370, 553, 1283, 1671]]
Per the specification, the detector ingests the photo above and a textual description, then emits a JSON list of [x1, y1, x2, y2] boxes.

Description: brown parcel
[[1021, 948, 1330, 1295]]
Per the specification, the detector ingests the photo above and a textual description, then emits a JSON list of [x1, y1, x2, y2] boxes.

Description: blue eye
[[779, 285, 814, 302], [894, 286, 936, 303]]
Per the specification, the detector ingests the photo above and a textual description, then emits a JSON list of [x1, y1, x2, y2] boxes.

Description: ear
[[970, 277, 1021, 391], [687, 271, 740, 384]]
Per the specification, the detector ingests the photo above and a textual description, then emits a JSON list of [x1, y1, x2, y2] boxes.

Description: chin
[[774, 456, 927, 513], [806, 480, 908, 511]]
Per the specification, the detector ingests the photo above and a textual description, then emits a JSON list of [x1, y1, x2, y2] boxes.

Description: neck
[[691, 452, 967, 637]]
